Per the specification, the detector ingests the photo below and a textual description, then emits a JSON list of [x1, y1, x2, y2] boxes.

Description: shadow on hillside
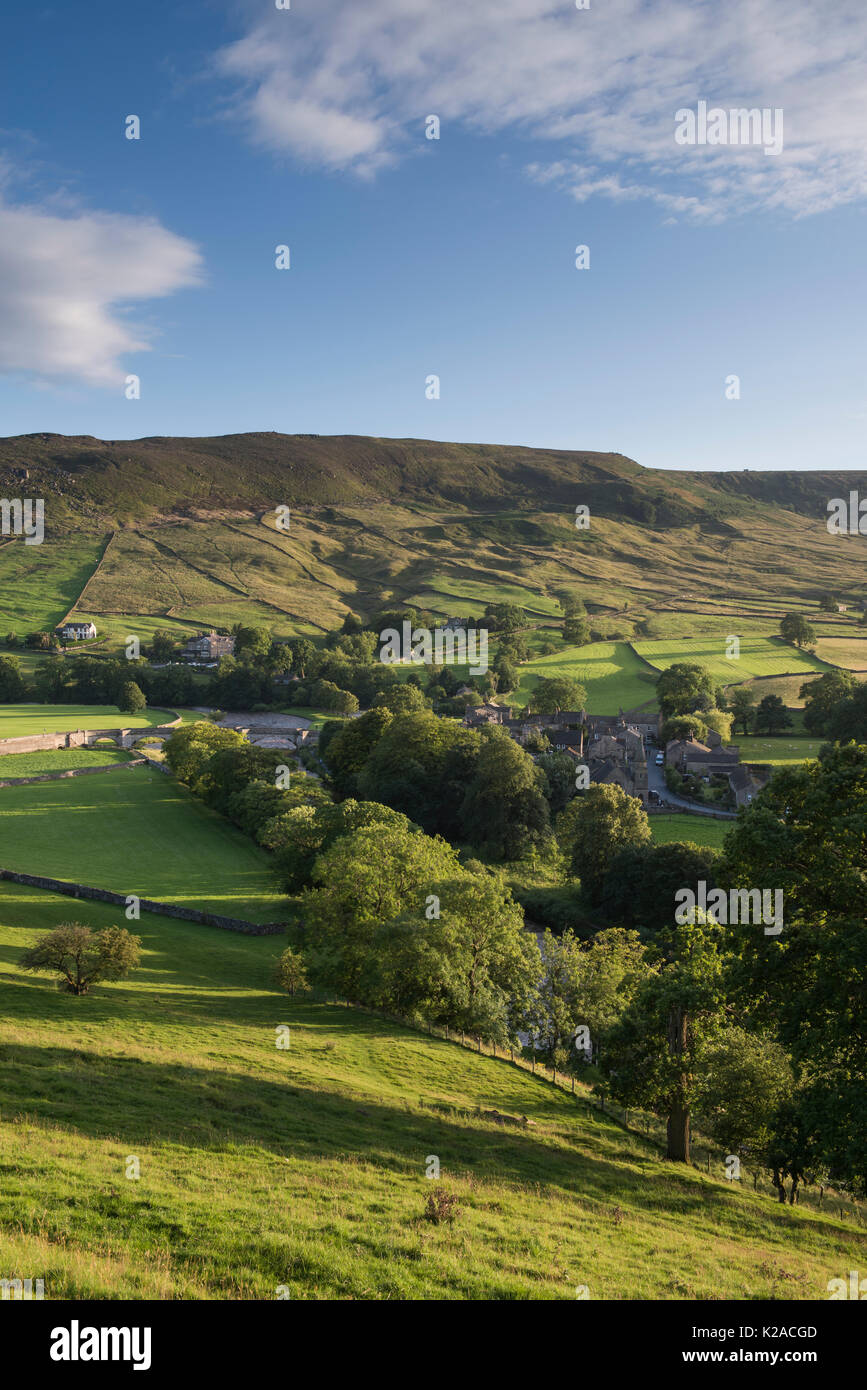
[[1, 1039, 862, 1253]]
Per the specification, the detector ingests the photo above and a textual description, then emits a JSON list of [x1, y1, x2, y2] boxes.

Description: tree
[[262, 799, 411, 892], [372, 684, 427, 715], [529, 675, 587, 714], [719, 743, 867, 1194], [164, 722, 246, 785], [492, 655, 519, 693], [563, 614, 591, 645], [459, 726, 551, 860], [799, 670, 856, 735], [529, 927, 647, 1064], [728, 686, 756, 736], [754, 693, 792, 735], [118, 680, 146, 715], [322, 707, 393, 797], [20, 923, 141, 995], [0, 653, 26, 702], [656, 663, 716, 718], [826, 681, 867, 743], [659, 714, 708, 746], [148, 630, 178, 663], [694, 1027, 796, 1175], [561, 783, 651, 905], [484, 602, 523, 633], [274, 947, 309, 996], [603, 915, 727, 1161], [537, 750, 578, 815], [378, 875, 540, 1042], [290, 637, 315, 678], [303, 823, 461, 997], [599, 840, 720, 932], [780, 613, 816, 649], [818, 593, 838, 613], [233, 624, 272, 663]]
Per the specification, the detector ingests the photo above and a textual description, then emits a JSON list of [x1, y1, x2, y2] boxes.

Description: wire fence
[[322, 993, 864, 1229]]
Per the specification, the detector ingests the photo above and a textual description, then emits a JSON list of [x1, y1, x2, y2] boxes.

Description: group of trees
[[800, 669, 867, 742], [321, 711, 555, 860]]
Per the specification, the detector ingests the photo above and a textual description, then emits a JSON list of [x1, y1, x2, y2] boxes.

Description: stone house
[[183, 630, 236, 663]]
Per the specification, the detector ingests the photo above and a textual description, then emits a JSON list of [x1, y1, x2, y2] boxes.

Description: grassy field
[[0, 536, 109, 634], [0, 880, 862, 1300], [648, 815, 732, 850], [737, 736, 824, 766], [634, 636, 831, 685], [813, 635, 867, 670], [0, 767, 285, 921], [0, 704, 176, 738], [0, 747, 133, 777], [512, 642, 658, 714]]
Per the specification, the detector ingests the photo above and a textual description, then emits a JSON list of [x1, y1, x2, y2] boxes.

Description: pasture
[[737, 736, 823, 766], [0, 704, 175, 738], [0, 767, 284, 921], [633, 636, 831, 685], [648, 814, 731, 850], [512, 641, 658, 714], [0, 747, 133, 777], [0, 880, 861, 1300]]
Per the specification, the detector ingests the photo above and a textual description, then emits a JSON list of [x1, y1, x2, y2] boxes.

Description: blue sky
[[1, 0, 865, 470]]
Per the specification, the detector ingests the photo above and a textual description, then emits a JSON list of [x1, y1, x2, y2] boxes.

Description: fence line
[[320, 994, 863, 1228]]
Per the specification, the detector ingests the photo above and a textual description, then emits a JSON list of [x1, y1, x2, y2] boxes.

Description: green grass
[[814, 635, 867, 670], [0, 881, 862, 1300], [407, 572, 563, 617], [0, 767, 285, 921], [512, 642, 657, 714], [0, 748, 133, 777], [737, 736, 824, 766], [648, 815, 731, 850], [0, 536, 109, 634], [0, 704, 176, 738], [634, 636, 832, 685]]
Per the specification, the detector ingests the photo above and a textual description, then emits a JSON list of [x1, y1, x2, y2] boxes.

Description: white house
[[58, 621, 96, 641]]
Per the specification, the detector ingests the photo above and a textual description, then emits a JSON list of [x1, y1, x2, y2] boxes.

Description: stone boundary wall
[[0, 869, 286, 936], [0, 758, 147, 787], [0, 710, 181, 757]]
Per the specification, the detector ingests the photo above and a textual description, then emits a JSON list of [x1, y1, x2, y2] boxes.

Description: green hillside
[[0, 433, 864, 649], [0, 882, 861, 1300], [0, 767, 285, 921]]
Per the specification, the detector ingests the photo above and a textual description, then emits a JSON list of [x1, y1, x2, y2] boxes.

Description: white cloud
[[0, 197, 202, 386], [216, 0, 867, 218]]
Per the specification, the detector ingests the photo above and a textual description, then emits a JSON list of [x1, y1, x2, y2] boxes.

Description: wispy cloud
[[216, 0, 867, 218], [0, 195, 202, 387]]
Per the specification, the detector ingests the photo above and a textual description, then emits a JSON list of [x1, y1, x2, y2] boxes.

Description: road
[[646, 751, 736, 819]]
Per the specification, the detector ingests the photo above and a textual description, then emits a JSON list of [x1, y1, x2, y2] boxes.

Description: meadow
[[736, 736, 824, 766], [0, 880, 862, 1300], [813, 635, 867, 670], [647, 815, 731, 850], [0, 704, 175, 738], [0, 536, 109, 634], [512, 642, 658, 714], [633, 636, 831, 685], [0, 747, 133, 777], [0, 768, 285, 921]]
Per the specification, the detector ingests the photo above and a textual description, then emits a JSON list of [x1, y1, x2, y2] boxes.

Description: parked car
[[655, 752, 664, 765]]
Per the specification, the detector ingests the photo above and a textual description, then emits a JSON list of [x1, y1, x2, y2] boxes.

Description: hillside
[[1, 881, 862, 1300], [0, 432, 865, 644]]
